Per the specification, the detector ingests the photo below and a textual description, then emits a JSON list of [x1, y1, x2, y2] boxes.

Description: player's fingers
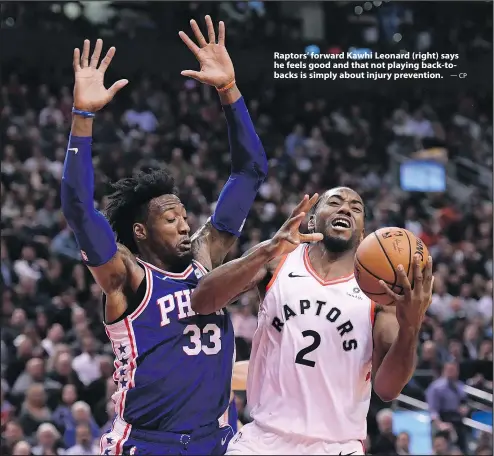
[[218, 21, 226, 46], [73, 48, 82, 72], [107, 79, 129, 98], [90, 38, 103, 68], [205, 15, 216, 43], [81, 39, 90, 68], [181, 70, 203, 81], [396, 265, 412, 300], [413, 254, 423, 289], [422, 255, 433, 292], [286, 212, 306, 230], [379, 281, 402, 301], [291, 195, 309, 217], [189, 19, 208, 47], [98, 46, 116, 73], [299, 233, 323, 243], [303, 193, 319, 213], [179, 31, 201, 57]]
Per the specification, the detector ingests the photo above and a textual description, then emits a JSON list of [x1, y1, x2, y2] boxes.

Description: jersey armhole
[[265, 254, 288, 292], [102, 263, 147, 325]]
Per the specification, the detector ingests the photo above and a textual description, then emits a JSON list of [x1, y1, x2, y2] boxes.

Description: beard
[[323, 233, 357, 253], [168, 250, 194, 272]]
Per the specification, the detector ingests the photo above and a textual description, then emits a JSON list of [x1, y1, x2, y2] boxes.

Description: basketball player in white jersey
[[191, 188, 434, 455]]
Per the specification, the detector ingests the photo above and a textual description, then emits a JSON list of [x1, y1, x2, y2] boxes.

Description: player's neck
[[138, 247, 192, 274], [138, 249, 173, 273], [307, 243, 355, 281]]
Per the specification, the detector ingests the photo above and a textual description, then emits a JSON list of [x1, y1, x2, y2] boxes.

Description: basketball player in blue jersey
[[61, 17, 267, 455]]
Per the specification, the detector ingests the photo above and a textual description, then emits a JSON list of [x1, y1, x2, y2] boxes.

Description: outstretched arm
[[191, 195, 322, 314], [180, 17, 268, 270], [372, 255, 434, 402], [61, 40, 142, 306]]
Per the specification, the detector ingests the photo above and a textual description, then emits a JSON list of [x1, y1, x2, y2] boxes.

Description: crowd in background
[[1, 2, 493, 456]]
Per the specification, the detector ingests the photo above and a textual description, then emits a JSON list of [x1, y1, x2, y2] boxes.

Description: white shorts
[[226, 421, 365, 455]]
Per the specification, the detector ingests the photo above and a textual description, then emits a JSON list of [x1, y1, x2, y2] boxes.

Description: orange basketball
[[354, 227, 429, 306]]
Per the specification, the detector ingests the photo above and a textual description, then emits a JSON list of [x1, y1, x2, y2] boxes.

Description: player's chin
[[175, 247, 193, 261], [323, 232, 354, 253], [170, 248, 194, 269]]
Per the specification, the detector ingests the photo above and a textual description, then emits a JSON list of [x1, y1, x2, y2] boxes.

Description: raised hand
[[379, 255, 434, 333], [73, 39, 128, 112], [268, 194, 323, 257], [179, 16, 235, 88]]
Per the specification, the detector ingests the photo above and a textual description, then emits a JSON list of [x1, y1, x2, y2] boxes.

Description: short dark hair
[[105, 169, 178, 253]]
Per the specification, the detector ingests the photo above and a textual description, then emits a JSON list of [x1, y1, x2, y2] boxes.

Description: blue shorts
[[100, 417, 234, 455]]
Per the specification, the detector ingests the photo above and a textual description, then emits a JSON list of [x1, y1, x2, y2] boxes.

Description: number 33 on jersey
[[105, 258, 234, 432]]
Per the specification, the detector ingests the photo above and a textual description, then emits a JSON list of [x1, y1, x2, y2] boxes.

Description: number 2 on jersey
[[295, 330, 321, 367], [183, 324, 221, 356]]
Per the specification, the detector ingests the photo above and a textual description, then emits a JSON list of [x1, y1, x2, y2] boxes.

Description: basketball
[[354, 227, 429, 306]]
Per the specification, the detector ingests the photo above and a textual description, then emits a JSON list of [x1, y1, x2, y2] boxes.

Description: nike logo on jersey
[[221, 437, 228, 445], [68, 148, 78, 154], [339, 452, 356, 455], [288, 272, 307, 278]]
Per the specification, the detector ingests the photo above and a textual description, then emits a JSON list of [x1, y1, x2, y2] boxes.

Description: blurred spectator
[[432, 431, 452, 455], [1, 420, 24, 454], [47, 351, 85, 397], [395, 431, 410, 455], [32, 422, 65, 456], [1, 379, 14, 429], [426, 362, 469, 452], [11, 440, 32, 456], [52, 384, 78, 433], [41, 324, 66, 358], [18, 383, 52, 439], [62, 401, 99, 449], [11, 358, 60, 409], [369, 408, 396, 455], [72, 336, 101, 387], [64, 423, 99, 455]]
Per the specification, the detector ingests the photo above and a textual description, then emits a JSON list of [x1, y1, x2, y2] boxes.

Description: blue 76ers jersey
[[104, 257, 235, 433]]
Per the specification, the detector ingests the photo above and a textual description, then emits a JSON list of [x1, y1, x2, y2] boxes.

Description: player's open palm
[[379, 254, 434, 333], [73, 39, 128, 112], [179, 16, 235, 88], [268, 194, 323, 257]]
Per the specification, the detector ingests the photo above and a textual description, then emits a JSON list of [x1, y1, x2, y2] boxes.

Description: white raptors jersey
[[247, 244, 375, 443]]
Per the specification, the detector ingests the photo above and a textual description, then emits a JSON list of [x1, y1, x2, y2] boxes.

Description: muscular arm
[[191, 241, 280, 314], [192, 85, 268, 270], [62, 116, 143, 318], [372, 306, 419, 402]]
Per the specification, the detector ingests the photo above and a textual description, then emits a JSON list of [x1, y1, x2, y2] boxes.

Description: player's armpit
[[191, 218, 237, 271], [88, 244, 144, 298], [372, 306, 418, 402]]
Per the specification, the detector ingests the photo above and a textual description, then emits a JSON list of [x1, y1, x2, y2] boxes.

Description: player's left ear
[[133, 222, 147, 241], [308, 215, 316, 233]]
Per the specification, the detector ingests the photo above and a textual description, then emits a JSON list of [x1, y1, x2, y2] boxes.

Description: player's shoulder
[[265, 243, 306, 279], [117, 243, 138, 263]]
